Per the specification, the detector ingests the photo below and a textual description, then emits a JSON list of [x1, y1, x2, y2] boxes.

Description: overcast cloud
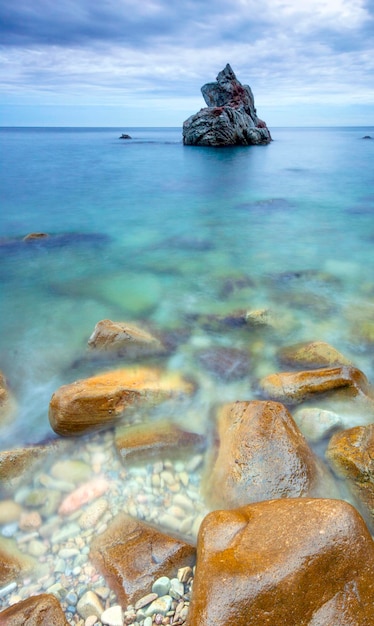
[[1, 0, 373, 126]]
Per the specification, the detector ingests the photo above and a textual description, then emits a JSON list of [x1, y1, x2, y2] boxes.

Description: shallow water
[[0, 126, 373, 618], [1, 126, 373, 447]]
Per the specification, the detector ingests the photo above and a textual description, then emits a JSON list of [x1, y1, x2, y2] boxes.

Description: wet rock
[[186, 498, 374, 626], [0, 592, 69, 625], [49, 367, 194, 436], [196, 346, 250, 381], [89, 512, 195, 606], [293, 407, 342, 442], [277, 341, 352, 369], [23, 232, 50, 241], [183, 64, 271, 146], [87, 319, 165, 357], [0, 445, 52, 485], [0, 371, 17, 426], [326, 424, 374, 531], [77, 590, 104, 620], [0, 537, 35, 586], [259, 365, 372, 405], [115, 420, 205, 465], [203, 400, 326, 509]]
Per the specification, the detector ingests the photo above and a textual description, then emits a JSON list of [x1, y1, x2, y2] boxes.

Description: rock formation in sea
[[183, 64, 271, 146]]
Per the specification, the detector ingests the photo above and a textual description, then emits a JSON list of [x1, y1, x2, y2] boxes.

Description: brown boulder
[[0, 537, 35, 586], [115, 419, 205, 464], [186, 498, 374, 626], [49, 367, 194, 436], [277, 340, 352, 369], [326, 424, 374, 531], [259, 365, 372, 405], [89, 512, 195, 606], [202, 400, 329, 509], [0, 593, 69, 625], [87, 319, 165, 356]]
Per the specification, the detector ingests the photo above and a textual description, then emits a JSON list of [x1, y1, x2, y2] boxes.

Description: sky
[[1, 0, 374, 127]]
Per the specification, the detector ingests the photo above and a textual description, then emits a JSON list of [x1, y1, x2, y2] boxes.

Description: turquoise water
[[0, 126, 373, 448]]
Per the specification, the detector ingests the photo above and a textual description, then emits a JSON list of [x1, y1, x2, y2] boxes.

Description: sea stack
[[183, 64, 271, 146]]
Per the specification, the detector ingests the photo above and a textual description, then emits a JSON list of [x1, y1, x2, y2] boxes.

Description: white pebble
[[101, 604, 124, 626]]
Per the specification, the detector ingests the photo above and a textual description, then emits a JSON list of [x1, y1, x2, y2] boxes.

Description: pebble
[[77, 590, 104, 619], [23, 516, 42, 539], [0, 500, 22, 524], [27, 539, 48, 557], [145, 595, 173, 617], [101, 604, 124, 626], [58, 477, 110, 516], [0, 582, 17, 598], [51, 522, 81, 543], [169, 578, 184, 599], [134, 592, 158, 610], [144, 618, 153, 626], [1, 522, 18, 537], [85, 617, 99, 626], [78, 497, 108, 530], [152, 576, 171, 597]]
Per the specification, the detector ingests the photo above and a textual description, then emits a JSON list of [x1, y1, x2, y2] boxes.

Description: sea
[[0, 125, 373, 451]]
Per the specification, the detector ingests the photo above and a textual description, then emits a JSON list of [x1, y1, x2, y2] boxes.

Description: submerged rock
[[0, 537, 35, 586], [87, 319, 165, 357], [115, 420, 205, 465], [90, 512, 195, 606], [183, 64, 271, 146], [277, 341, 352, 369], [186, 499, 374, 626], [0, 593, 69, 625], [259, 365, 372, 405], [326, 424, 374, 532], [202, 400, 332, 509], [49, 367, 194, 436]]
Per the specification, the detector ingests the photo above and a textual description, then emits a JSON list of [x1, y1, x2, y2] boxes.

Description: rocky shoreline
[[1, 304, 374, 623]]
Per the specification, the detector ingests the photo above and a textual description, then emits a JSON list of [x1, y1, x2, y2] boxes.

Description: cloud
[[0, 0, 373, 125]]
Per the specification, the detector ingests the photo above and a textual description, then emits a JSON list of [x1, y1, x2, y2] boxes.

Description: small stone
[[85, 617, 98, 626], [0, 501, 22, 524], [152, 576, 171, 597], [169, 578, 184, 599], [144, 618, 153, 626], [78, 497, 108, 529], [77, 590, 104, 620], [27, 539, 47, 557], [46, 582, 67, 600], [58, 477, 110, 516], [65, 591, 78, 606], [101, 604, 124, 626], [134, 592, 158, 610], [145, 595, 173, 617], [19, 510, 42, 531], [0, 581, 17, 598], [177, 566, 193, 583]]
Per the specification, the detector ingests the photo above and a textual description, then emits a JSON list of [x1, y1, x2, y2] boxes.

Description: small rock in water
[[58, 477, 109, 516], [152, 576, 171, 596], [144, 594, 173, 617], [101, 604, 124, 626], [77, 590, 104, 620]]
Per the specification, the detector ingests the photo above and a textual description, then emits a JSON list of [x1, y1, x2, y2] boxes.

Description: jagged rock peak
[[183, 64, 271, 147]]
